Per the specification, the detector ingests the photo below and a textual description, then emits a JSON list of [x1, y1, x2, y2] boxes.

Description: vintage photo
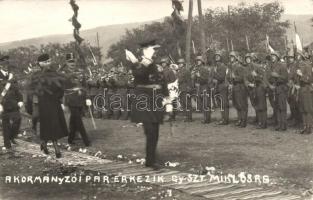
[[0, 0, 313, 199]]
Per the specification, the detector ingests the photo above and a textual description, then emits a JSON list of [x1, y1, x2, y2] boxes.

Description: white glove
[[4, 83, 11, 90], [297, 69, 303, 76], [8, 73, 13, 80], [248, 83, 255, 88], [125, 49, 138, 64], [18, 102, 24, 108], [251, 70, 257, 77], [86, 99, 92, 106], [0, 104, 3, 113], [142, 45, 160, 60], [61, 104, 65, 111], [141, 57, 153, 67]]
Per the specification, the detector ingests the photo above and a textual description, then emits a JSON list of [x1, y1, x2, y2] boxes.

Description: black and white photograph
[[0, 0, 313, 199]]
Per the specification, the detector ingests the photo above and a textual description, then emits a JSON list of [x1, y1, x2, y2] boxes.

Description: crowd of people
[[0, 41, 312, 169]]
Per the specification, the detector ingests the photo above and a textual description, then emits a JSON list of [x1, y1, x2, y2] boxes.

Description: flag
[[294, 22, 303, 52], [266, 34, 275, 53]]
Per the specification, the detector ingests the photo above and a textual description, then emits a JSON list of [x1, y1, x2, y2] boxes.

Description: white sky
[[0, 0, 312, 43]]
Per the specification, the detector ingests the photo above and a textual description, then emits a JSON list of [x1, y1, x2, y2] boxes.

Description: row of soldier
[[85, 50, 313, 134]]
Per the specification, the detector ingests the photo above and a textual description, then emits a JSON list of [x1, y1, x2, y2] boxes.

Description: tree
[[107, 1, 289, 65]]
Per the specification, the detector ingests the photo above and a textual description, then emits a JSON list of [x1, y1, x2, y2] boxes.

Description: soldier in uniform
[[270, 52, 289, 131], [64, 53, 91, 147], [254, 61, 267, 129], [264, 54, 277, 125], [191, 56, 211, 123], [230, 52, 248, 127], [0, 55, 23, 151], [286, 52, 301, 127], [26, 64, 42, 135], [126, 40, 167, 169], [116, 66, 130, 120], [244, 53, 258, 123], [160, 57, 178, 121], [86, 69, 101, 118], [177, 58, 193, 122], [296, 52, 313, 134], [213, 51, 229, 125]]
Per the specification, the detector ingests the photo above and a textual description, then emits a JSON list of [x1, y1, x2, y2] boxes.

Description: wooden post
[[197, 0, 206, 62], [185, 0, 193, 70], [96, 32, 101, 63]]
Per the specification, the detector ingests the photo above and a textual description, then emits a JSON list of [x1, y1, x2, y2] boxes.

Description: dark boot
[[40, 142, 49, 155], [53, 141, 61, 158]]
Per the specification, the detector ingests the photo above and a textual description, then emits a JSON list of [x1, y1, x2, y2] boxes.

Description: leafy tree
[[107, 1, 289, 65]]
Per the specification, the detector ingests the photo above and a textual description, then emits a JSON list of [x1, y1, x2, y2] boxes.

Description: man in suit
[[0, 55, 23, 151]]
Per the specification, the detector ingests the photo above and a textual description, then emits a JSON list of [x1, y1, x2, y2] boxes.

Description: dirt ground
[[1, 105, 313, 199], [0, 152, 205, 200]]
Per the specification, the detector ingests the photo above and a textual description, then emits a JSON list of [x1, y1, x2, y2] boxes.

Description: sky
[[0, 0, 312, 43]]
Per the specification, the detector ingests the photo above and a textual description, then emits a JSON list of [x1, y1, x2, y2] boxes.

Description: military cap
[[195, 55, 204, 63], [177, 58, 185, 63], [0, 55, 9, 62], [37, 53, 50, 62], [66, 53, 75, 62], [160, 57, 169, 64]]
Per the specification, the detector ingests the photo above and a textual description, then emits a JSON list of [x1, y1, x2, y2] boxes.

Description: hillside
[[0, 14, 312, 60]]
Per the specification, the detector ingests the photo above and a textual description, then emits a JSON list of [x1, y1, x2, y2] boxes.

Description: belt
[[136, 84, 162, 89]]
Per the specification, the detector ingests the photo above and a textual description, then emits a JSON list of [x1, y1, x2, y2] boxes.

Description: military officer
[[177, 58, 193, 122], [64, 53, 91, 147], [191, 56, 211, 123], [270, 52, 289, 131], [126, 40, 166, 169], [286, 51, 302, 127], [213, 51, 229, 125], [229, 52, 248, 127], [0, 55, 23, 151], [296, 52, 313, 134]]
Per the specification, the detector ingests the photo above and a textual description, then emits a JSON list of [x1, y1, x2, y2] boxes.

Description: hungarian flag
[[294, 22, 303, 52], [266, 34, 275, 53]]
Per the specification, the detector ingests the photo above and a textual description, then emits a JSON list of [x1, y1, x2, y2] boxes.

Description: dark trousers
[[2, 111, 21, 148], [143, 122, 159, 166], [275, 85, 288, 130], [257, 110, 267, 127], [68, 107, 90, 146], [233, 83, 248, 125], [179, 91, 192, 120], [218, 84, 229, 123]]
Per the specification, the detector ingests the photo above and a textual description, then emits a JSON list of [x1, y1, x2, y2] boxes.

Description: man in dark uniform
[[26, 64, 42, 134], [0, 55, 23, 151], [286, 52, 301, 127], [296, 52, 313, 134], [271, 52, 289, 131], [230, 52, 248, 127], [126, 40, 166, 169], [64, 53, 91, 147], [254, 61, 267, 129], [177, 58, 193, 122], [160, 57, 177, 121], [191, 56, 211, 123], [264, 54, 277, 125], [213, 51, 229, 125]]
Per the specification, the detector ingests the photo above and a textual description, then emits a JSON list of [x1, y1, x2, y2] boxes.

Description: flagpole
[[185, 0, 193, 70]]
